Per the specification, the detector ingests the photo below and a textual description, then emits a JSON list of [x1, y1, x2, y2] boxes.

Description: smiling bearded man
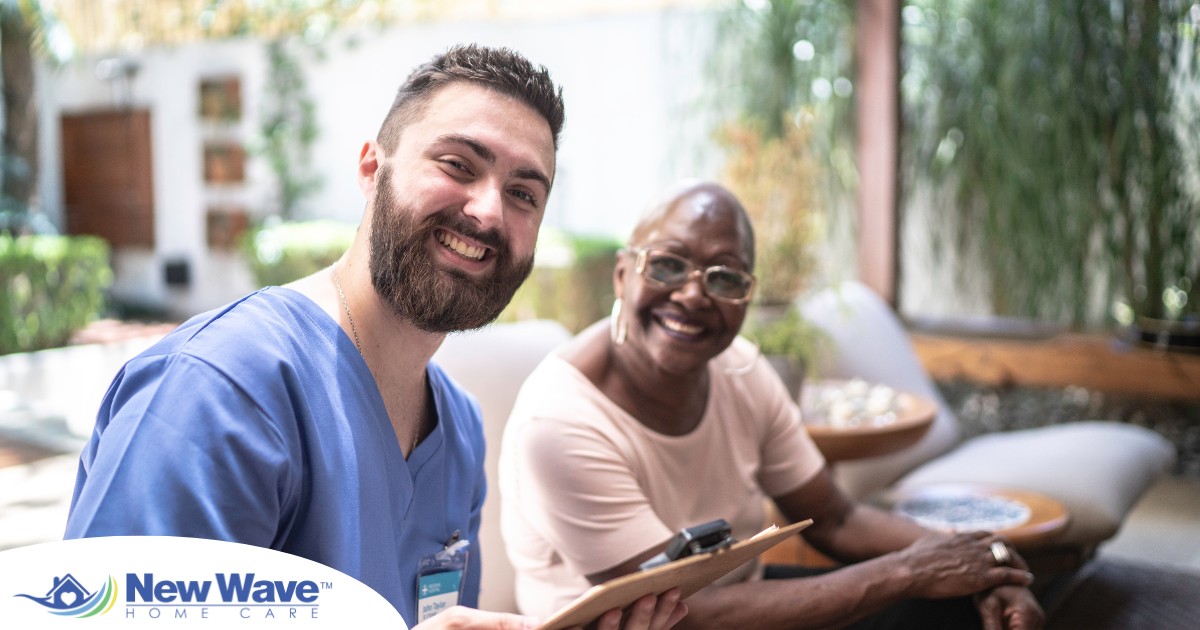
[[369, 163, 535, 333], [65, 43, 688, 630]]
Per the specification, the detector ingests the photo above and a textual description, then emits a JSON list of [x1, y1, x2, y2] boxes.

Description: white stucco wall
[[35, 8, 721, 319], [37, 37, 272, 317]]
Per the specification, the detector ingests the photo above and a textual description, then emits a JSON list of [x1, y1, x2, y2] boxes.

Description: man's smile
[[435, 228, 490, 262]]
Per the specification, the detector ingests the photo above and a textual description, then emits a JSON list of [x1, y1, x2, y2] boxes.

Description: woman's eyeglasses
[[633, 249, 756, 304]]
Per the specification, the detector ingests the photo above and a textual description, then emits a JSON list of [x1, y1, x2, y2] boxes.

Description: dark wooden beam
[[855, 0, 901, 307]]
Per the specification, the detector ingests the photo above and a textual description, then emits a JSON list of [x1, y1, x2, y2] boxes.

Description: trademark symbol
[[320, 581, 333, 590]]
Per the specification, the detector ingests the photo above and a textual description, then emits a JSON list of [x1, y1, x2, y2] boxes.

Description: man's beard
[[368, 167, 534, 333]]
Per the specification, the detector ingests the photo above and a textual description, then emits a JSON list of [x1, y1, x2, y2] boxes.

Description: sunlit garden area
[[10, 0, 1196, 459], [3, 0, 1198, 338], [1, 0, 1199, 596]]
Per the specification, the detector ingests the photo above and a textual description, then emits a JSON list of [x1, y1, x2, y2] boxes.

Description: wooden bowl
[[800, 380, 937, 461]]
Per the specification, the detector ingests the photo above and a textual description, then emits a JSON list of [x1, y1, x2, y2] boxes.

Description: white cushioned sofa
[[434, 320, 572, 613], [799, 282, 1176, 562]]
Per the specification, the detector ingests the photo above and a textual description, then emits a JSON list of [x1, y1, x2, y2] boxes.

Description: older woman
[[499, 181, 1043, 629]]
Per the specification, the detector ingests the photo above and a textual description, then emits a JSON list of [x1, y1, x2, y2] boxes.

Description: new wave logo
[[0, 537, 407, 626], [13, 573, 119, 617]]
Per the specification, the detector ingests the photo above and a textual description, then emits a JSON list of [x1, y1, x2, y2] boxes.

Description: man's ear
[[357, 141, 381, 196]]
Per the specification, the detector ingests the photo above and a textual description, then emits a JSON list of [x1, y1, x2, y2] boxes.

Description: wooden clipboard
[[537, 519, 812, 630]]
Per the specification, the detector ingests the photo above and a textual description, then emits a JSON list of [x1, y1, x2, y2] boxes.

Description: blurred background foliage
[[242, 218, 356, 287], [497, 229, 622, 333], [707, 0, 1199, 334], [254, 37, 323, 222], [718, 115, 822, 306], [903, 0, 1200, 328], [706, 0, 855, 370], [709, 0, 855, 307], [6, 0, 1199, 353], [0, 234, 111, 354]]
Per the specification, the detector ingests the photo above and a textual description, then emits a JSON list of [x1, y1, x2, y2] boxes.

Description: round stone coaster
[[896, 493, 1032, 532]]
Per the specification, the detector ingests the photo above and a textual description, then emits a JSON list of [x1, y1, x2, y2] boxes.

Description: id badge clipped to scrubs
[[416, 533, 470, 623]]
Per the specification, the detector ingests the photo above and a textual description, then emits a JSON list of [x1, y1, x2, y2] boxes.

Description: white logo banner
[[0, 537, 406, 628]]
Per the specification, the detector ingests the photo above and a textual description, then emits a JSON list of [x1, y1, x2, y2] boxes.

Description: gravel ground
[[935, 380, 1200, 479]]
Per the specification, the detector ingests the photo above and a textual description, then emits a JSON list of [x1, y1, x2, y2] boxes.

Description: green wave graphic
[[78, 576, 117, 617]]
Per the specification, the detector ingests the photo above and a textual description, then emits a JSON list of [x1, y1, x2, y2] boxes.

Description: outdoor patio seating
[[798, 281, 1176, 565]]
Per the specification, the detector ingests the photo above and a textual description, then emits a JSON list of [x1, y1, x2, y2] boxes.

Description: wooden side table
[[762, 379, 942, 567], [890, 483, 1071, 549], [761, 484, 1071, 568]]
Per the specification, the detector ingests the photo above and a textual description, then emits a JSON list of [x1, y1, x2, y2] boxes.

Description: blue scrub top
[[65, 287, 485, 624]]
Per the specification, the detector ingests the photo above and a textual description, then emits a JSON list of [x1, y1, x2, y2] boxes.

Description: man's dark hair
[[377, 44, 565, 153]]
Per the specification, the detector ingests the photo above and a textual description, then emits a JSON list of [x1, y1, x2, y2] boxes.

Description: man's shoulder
[[149, 288, 331, 357], [121, 288, 343, 398]]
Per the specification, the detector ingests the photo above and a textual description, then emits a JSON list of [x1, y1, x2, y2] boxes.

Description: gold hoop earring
[[610, 298, 627, 346]]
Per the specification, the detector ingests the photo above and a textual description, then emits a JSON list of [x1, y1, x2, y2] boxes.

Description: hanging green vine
[[256, 36, 321, 220], [903, 0, 1200, 327]]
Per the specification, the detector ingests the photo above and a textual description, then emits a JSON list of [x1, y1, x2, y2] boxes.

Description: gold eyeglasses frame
[[631, 248, 756, 305]]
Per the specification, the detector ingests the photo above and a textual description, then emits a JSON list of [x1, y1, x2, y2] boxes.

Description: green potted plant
[[740, 305, 826, 401], [719, 117, 826, 401], [498, 228, 622, 333]]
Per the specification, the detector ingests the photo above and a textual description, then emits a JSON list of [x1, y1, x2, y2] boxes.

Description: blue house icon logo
[[14, 573, 118, 617]]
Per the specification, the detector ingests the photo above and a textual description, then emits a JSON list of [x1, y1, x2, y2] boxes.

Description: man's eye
[[443, 159, 470, 173], [510, 189, 538, 207]]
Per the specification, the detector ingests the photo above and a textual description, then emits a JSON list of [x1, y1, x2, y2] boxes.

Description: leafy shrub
[[719, 118, 822, 307], [0, 234, 113, 355], [740, 304, 828, 371], [499, 230, 622, 333], [904, 0, 1200, 326], [243, 219, 356, 287]]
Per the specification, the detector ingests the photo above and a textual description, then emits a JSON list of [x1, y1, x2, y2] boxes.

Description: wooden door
[[61, 110, 154, 248]]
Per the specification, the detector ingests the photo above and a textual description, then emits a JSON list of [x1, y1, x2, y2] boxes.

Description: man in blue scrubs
[[65, 44, 685, 630]]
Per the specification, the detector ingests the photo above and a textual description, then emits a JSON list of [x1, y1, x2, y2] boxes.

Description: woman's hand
[[593, 589, 687, 630], [897, 531, 1034, 600], [975, 584, 1045, 630], [410, 589, 686, 630]]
